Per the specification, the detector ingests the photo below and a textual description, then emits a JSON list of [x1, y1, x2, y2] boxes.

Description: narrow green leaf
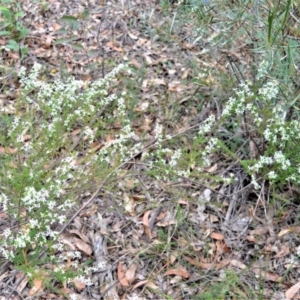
[[0, 30, 11, 36], [0, 7, 12, 23], [87, 49, 99, 57], [81, 9, 90, 20], [61, 15, 78, 22], [281, 0, 292, 30], [267, 11, 274, 44], [18, 28, 29, 39], [54, 35, 79, 45], [55, 28, 69, 35], [70, 43, 84, 50], [59, 15, 80, 29], [21, 46, 28, 55], [6, 39, 19, 50], [15, 11, 25, 18]]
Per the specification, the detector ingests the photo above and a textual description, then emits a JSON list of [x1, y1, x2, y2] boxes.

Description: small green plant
[[191, 59, 300, 193], [0, 62, 211, 292], [0, 63, 127, 289], [0, 1, 29, 56], [193, 270, 240, 300]]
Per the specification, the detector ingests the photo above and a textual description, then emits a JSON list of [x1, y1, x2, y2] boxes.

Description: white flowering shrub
[[0, 63, 130, 283], [0, 63, 202, 286], [0, 56, 297, 291], [195, 60, 300, 190]]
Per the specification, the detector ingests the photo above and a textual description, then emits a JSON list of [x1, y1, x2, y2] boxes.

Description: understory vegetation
[[0, 0, 300, 299]]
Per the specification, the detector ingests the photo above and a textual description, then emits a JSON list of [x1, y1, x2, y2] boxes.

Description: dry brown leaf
[[51, 22, 61, 32], [252, 263, 282, 282], [132, 194, 146, 201], [205, 163, 218, 173], [178, 237, 189, 248], [286, 281, 300, 299], [143, 210, 151, 227], [209, 214, 219, 223], [0, 211, 7, 219], [0, 146, 17, 154], [278, 228, 291, 237], [183, 256, 229, 270], [44, 35, 54, 49], [216, 240, 230, 254], [125, 264, 137, 284], [118, 261, 129, 287], [249, 227, 269, 235], [29, 278, 43, 296], [143, 210, 152, 238], [274, 243, 290, 258], [71, 128, 81, 136], [73, 237, 92, 256], [168, 251, 179, 265], [106, 41, 123, 52], [168, 81, 184, 92], [246, 235, 256, 242], [262, 272, 282, 282], [156, 219, 177, 227], [230, 259, 247, 270], [249, 140, 258, 159], [132, 280, 149, 291], [123, 179, 134, 190], [69, 229, 90, 244], [156, 211, 167, 221], [163, 268, 190, 279], [178, 198, 189, 205], [146, 281, 159, 289], [105, 134, 115, 143], [73, 278, 86, 291], [124, 193, 136, 216], [60, 288, 77, 297], [0, 270, 8, 282], [23, 134, 31, 142], [142, 79, 149, 90], [148, 78, 166, 86], [211, 232, 224, 240], [133, 101, 149, 112], [182, 68, 190, 79], [129, 58, 141, 68], [128, 31, 139, 39]]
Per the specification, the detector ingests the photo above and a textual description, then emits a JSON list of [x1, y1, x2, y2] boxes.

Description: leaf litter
[[0, 0, 300, 299]]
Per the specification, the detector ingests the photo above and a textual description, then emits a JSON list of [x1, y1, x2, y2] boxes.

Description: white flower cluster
[[101, 123, 139, 162], [221, 78, 279, 126], [198, 115, 215, 135], [0, 180, 74, 260], [198, 70, 300, 190], [201, 137, 218, 167], [256, 60, 271, 80], [248, 151, 291, 172], [155, 123, 164, 146], [222, 81, 254, 117], [169, 149, 182, 167], [14, 63, 126, 139], [258, 80, 279, 101]]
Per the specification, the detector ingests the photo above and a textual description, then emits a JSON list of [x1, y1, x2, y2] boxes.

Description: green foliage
[[0, 62, 201, 287], [54, 10, 96, 64], [0, 64, 127, 285], [0, 0, 299, 296], [0, 1, 29, 56], [193, 270, 241, 300]]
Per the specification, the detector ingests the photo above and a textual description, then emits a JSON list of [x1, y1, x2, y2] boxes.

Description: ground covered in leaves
[[1, 0, 300, 299]]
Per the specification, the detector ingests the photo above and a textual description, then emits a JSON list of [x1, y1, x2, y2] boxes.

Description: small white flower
[[268, 171, 277, 180], [70, 294, 80, 300]]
